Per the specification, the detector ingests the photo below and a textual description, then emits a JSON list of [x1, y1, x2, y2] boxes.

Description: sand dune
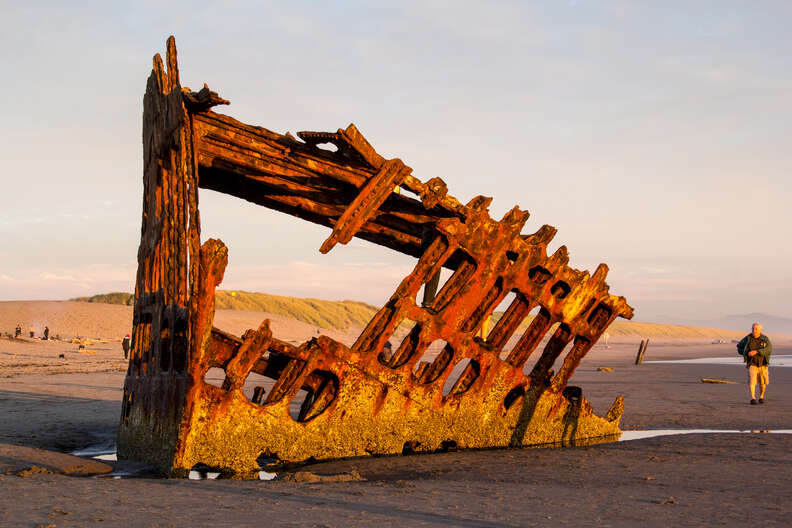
[[2, 300, 788, 344], [0, 301, 360, 346]]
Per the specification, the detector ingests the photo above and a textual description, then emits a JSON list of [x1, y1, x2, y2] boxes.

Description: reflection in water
[[646, 355, 792, 367], [620, 429, 792, 441]]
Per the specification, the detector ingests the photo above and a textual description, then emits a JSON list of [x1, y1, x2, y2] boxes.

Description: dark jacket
[[737, 333, 772, 366]]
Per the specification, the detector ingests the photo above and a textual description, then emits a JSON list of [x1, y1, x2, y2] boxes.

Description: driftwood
[[700, 378, 737, 384], [117, 38, 634, 477]]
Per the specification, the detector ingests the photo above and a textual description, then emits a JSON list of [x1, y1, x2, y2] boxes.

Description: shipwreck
[[118, 38, 634, 477]]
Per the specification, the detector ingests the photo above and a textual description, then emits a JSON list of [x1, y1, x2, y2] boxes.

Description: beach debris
[[15, 465, 53, 477], [634, 339, 649, 365], [117, 37, 634, 478], [700, 378, 737, 384], [658, 497, 678, 505], [279, 470, 366, 483], [597, 367, 614, 372]]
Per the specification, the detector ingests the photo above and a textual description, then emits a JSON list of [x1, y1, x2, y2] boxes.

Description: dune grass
[[73, 291, 745, 339], [73, 291, 379, 331], [212, 290, 378, 330], [72, 292, 135, 306]]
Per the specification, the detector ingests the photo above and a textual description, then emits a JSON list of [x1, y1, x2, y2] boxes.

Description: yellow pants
[[749, 365, 769, 387]]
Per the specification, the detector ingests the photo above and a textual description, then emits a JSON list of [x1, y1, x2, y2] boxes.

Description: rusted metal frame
[[387, 260, 475, 370], [381, 254, 514, 398], [200, 161, 435, 252], [254, 340, 346, 415], [334, 123, 386, 169], [199, 150, 362, 204], [123, 38, 638, 476], [196, 159, 432, 257], [194, 112, 378, 189], [198, 167, 426, 256], [499, 283, 611, 378], [206, 327, 321, 392], [194, 112, 462, 243], [394, 201, 626, 400], [500, 236, 626, 333], [504, 308, 555, 369], [484, 292, 534, 353], [446, 253, 559, 376], [221, 321, 272, 391], [528, 323, 574, 383], [204, 336, 344, 424], [199, 163, 443, 259], [353, 234, 455, 355], [195, 142, 453, 255], [372, 211, 529, 387], [319, 158, 413, 254], [195, 130, 363, 200], [195, 111, 468, 221]]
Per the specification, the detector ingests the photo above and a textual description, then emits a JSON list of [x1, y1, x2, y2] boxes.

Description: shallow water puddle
[[619, 429, 792, 441], [646, 354, 792, 367]]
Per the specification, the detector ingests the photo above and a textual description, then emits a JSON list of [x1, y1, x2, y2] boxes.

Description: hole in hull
[[412, 341, 453, 384], [503, 386, 525, 411], [442, 358, 480, 397], [242, 372, 273, 404], [204, 367, 225, 388], [290, 370, 340, 422]]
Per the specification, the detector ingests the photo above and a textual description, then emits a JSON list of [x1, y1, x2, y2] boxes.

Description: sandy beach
[[1, 304, 791, 527]]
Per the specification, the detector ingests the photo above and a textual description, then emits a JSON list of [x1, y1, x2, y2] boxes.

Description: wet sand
[[1, 338, 791, 526]]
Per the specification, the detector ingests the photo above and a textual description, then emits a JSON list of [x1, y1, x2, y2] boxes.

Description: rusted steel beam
[[118, 38, 634, 478]]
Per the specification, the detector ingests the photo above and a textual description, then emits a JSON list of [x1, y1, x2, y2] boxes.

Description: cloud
[[40, 272, 80, 282], [0, 264, 136, 301]]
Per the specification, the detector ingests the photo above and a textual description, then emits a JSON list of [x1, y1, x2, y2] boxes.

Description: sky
[[0, 1, 790, 324]]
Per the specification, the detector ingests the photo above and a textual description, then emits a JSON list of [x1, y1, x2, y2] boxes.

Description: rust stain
[[117, 37, 634, 478]]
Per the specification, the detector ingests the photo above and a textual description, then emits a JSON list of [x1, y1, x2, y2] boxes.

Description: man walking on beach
[[737, 323, 772, 405]]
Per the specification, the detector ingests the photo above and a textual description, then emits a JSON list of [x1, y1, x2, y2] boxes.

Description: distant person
[[122, 334, 131, 359], [737, 323, 772, 405], [14, 324, 21, 338], [28, 325, 34, 338], [380, 341, 393, 361], [604, 331, 610, 349], [43, 326, 49, 340]]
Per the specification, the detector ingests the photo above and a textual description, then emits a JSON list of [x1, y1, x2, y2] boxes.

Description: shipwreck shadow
[[508, 385, 547, 447], [0, 389, 120, 452]]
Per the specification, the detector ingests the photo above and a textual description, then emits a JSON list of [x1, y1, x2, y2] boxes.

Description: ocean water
[[645, 354, 792, 367], [619, 429, 792, 441]]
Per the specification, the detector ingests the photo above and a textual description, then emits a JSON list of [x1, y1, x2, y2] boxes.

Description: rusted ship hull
[[117, 38, 633, 477]]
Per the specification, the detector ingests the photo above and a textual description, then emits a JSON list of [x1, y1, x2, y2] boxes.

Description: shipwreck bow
[[118, 37, 634, 477]]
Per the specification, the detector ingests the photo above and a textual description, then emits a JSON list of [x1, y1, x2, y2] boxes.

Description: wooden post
[[635, 339, 646, 365], [640, 338, 650, 363]]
